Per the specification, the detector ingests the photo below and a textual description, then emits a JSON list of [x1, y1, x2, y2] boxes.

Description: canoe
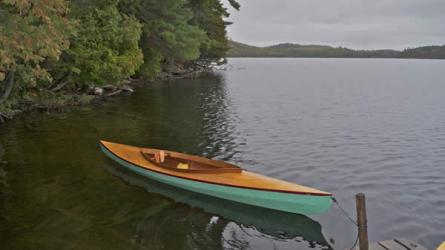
[[103, 163, 328, 243], [100, 140, 333, 215]]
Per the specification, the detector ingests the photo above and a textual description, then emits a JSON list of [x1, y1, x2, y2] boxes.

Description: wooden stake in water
[[356, 193, 369, 250]]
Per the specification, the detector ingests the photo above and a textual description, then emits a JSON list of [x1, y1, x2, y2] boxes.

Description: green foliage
[[0, 0, 72, 86], [55, 3, 143, 86], [137, 44, 162, 80], [188, 0, 230, 60], [120, 0, 206, 76], [227, 0, 240, 10], [0, 0, 237, 112]]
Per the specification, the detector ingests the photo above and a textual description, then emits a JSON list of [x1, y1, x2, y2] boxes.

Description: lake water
[[1, 58, 444, 249]]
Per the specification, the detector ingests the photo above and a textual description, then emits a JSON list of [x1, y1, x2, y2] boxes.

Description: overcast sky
[[225, 0, 445, 50]]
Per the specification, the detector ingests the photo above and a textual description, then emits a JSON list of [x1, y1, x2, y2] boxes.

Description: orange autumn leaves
[[0, 0, 71, 83]]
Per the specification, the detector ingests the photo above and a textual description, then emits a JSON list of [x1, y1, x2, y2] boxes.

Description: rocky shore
[[0, 68, 210, 124]]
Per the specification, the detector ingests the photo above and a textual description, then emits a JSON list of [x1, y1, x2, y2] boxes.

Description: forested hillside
[[0, 0, 239, 120], [228, 41, 445, 59]]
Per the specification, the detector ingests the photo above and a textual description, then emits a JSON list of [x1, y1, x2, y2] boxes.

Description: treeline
[[400, 46, 445, 59], [228, 41, 445, 59], [0, 0, 239, 116]]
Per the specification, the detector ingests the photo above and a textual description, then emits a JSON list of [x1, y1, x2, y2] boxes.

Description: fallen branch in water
[[105, 89, 122, 97], [49, 72, 72, 92], [50, 80, 70, 92]]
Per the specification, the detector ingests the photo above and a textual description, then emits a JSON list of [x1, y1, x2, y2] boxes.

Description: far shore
[[228, 40, 445, 59]]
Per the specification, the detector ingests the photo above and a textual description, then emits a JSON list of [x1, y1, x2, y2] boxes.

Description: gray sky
[[225, 0, 445, 50]]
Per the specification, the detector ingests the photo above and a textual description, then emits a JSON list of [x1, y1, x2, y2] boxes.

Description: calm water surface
[[1, 58, 444, 249]]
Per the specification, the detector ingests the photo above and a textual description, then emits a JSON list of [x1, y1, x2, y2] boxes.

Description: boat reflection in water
[[104, 160, 331, 249]]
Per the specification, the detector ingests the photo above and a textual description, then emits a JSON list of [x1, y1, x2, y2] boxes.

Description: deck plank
[[378, 240, 408, 250], [353, 242, 387, 250], [370, 243, 387, 250], [352, 239, 428, 250], [394, 239, 428, 250]]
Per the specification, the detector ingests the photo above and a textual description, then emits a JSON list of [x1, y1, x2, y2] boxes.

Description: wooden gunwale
[[100, 141, 332, 197]]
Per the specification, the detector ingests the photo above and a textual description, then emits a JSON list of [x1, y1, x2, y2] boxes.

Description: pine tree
[[120, 0, 206, 77]]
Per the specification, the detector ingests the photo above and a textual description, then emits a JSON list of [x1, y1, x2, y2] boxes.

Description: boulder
[[93, 87, 104, 96]]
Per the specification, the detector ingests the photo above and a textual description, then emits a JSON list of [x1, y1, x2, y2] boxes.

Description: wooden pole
[[356, 193, 369, 250]]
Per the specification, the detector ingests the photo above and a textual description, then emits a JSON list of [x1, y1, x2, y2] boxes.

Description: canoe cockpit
[[140, 149, 242, 173]]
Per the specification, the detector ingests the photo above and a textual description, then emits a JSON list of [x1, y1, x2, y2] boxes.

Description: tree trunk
[[168, 59, 176, 73], [0, 71, 15, 105]]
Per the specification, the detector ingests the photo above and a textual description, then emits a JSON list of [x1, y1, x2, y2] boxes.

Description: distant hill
[[227, 40, 445, 59]]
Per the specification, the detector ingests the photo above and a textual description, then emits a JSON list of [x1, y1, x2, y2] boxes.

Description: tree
[[188, 0, 232, 61], [0, 0, 71, 103], [0, 0, 241, 113], [120, 0, 206, 77], [53, 1, 143, 87]]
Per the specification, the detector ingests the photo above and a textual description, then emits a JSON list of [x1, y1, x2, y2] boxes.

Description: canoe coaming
[[100, 141, 333, 214], [141, 149, 242, 173]]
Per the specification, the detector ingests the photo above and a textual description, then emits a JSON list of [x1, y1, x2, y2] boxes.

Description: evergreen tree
[[120, 0, 206, 77], [188, 0, 231, 61]]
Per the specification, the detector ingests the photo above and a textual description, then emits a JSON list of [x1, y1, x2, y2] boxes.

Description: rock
[[120, 85, 134, 93], [121, 79, 131, 85], [94, 87, 103, 96]]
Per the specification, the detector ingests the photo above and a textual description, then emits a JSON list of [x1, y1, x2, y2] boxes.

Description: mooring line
[[331, 197, 359, 250], [332, 197, 358, 226]]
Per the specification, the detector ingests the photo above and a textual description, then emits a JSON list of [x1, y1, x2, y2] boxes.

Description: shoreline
[[226, 56, 445, 60], [0, 69, 209, 124]]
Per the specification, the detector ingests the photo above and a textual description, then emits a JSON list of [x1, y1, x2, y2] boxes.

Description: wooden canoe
[[100, 140, 333, 215]]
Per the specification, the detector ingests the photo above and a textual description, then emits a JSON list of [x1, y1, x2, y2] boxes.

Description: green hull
[[101, 145, 332, 215]]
